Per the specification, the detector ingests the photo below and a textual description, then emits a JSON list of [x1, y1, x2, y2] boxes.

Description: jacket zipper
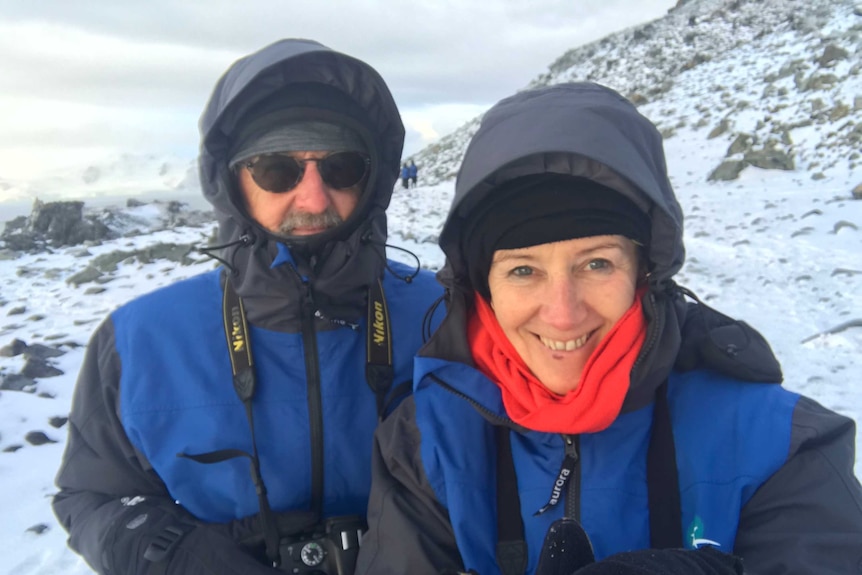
[[563, 434, 581, 519], [291, 266, 325, 520]]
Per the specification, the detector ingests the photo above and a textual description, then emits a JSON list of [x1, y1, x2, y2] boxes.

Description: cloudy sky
[[0, 0, 676, 181]]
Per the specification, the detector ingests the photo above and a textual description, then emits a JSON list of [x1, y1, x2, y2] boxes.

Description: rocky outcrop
[[1, 199, 214, 254], [1, 200, 112, 251]]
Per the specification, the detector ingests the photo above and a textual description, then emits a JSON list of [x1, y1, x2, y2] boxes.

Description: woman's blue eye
[[587, 259, 611, 271], [511, 266, 533, 277]]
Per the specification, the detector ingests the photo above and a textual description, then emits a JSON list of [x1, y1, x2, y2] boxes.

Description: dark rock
[[744, 148, 795, 171], [2, 215, 28, 235], [23, 343, 65, 360], [832, 268, 862, 277], [0, 373, 37, 392], [2, 199, 117, 250], [26, 523, 50, 535], [7, 306, 26, 316], [49, 416, 68, 428], [21, 357, 64, 378], [138, 243, 195, 265], [84, 286, 107, 295], [765, 59, 805, 82], [628, 93, 648, 106], [30, 200, 112, 247], [833, 221, 858, 233], [708, 118, 731, 139], [801, 73, 839, 91], [43, 333, 69, 341], [708, 160, 747, 181], [829, 103, 850, 122], [727, 134, 754, 156], [681, 53, 710, 72], [3, 444, 23, 453], [66, 266, 104, 287], [852, 183, 862, 200], [817, 44, 849, 68], [0, 338, 27, 357], [91, 250, 135, 272], [126, 198, 147, 208], [166, 200, 184, 214], [25, 431, 57, 446]]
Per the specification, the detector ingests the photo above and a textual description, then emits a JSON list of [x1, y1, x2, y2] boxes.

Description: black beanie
[[460, 173, 651, 300]]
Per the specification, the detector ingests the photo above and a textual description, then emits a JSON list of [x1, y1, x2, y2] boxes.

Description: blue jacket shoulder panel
[[666, 370, 799, 550]]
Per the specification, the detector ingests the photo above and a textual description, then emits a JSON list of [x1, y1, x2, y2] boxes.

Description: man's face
[[238, 151, 362, 237]]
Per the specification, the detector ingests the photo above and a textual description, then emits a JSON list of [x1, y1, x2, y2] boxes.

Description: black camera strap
[[366, 278, 394, 420], [177, 275, 281, 566]]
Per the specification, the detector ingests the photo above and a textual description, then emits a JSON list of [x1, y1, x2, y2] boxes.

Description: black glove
[[106, 499, 280, 575], [574, 546, 744, 575]]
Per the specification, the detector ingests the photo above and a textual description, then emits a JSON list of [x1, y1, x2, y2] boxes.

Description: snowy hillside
[[413, 0, 862, 187]]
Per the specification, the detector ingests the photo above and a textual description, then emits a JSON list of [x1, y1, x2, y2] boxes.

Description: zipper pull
[[534, 435, 578, 516]]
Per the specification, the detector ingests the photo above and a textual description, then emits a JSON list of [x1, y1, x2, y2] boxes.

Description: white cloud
[[0, 0, 677, 182]]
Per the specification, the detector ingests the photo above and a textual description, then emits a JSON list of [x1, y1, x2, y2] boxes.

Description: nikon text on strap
[[366, 278, 395, 419]]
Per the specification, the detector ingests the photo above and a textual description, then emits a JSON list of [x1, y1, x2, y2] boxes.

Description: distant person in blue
[[408, 159, 418, 187], [400, 162, 410, 189], [356, 82, 862, 574], [52, 39, 442, 575]]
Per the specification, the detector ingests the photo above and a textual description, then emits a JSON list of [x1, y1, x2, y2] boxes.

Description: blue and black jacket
[[53, 39, 443, 575], [356, 83, 862, 575]]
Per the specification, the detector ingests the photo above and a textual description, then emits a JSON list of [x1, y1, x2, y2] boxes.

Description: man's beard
[[275, 207, 343, 237]]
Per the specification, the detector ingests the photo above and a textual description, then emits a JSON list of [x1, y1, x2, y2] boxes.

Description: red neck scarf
[[467, 288, 648, 434]]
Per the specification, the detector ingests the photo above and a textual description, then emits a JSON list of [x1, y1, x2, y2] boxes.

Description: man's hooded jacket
[[52, 39, 442, 575], [355, 83, 862, 575]]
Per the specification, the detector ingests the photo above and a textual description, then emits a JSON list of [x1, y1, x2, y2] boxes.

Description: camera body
[[278, 515, 365, 575]]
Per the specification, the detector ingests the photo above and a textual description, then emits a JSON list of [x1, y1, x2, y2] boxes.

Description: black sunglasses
[[244, 151, 370, 193]]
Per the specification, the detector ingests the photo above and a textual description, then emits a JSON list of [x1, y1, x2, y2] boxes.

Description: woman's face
[[487, 235, 640, 395]]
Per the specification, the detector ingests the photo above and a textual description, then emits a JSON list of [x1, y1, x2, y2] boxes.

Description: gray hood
[[426, 82, 687, 411], [198, 39, 405, 328], [440, 82, 684, 288]]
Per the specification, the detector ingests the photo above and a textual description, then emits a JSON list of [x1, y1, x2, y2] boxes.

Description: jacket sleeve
[[356, 397, 464, 575], [52, 318, 278, 575], [733, 395, 862, 573]]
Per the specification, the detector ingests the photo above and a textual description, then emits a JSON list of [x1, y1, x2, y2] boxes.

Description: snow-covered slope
[[414, 0, 861, 187]]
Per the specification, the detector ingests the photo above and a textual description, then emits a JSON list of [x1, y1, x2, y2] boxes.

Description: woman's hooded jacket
[[356, 83, 862, 575], [52, 39, 442, 575]]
